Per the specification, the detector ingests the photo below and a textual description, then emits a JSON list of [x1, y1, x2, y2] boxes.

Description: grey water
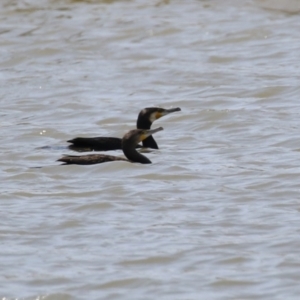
[[1, 0, 300, 299]]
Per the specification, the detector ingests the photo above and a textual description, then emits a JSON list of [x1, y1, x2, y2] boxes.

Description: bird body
[[57, 154, 127, 165], [67, 137, 134, 152]]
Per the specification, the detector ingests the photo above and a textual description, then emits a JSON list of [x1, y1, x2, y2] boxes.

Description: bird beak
[[140, 127, 164, 141], [156, 107, 181, 119]]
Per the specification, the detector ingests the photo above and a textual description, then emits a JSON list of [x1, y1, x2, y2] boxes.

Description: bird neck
[[122, 146, 151, 164], [137, 118, 151, 130], [136, 119, 158, 149], [142, 135, 158, 149]]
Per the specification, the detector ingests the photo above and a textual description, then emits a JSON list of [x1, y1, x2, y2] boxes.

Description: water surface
[[1, 0, 300, 299]]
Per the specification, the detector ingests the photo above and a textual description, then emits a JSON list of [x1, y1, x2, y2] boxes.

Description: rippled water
[[1, 0, 300, 299]]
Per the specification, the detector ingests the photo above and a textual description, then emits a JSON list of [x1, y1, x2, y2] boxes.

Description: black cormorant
[[58, 127, 163, 165], [67, 107, 180, 151]]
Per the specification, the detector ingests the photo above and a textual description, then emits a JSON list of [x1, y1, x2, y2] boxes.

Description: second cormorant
[[67, 107, 180, 151]]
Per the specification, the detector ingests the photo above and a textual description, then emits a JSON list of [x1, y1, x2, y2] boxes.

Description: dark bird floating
[[67, 107, 181, 152], [58, 127, 163, 165]]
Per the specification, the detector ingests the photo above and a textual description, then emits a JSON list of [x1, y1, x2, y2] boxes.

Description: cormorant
[[67, 107, 180, 151], [58, 127, 163, 165]]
